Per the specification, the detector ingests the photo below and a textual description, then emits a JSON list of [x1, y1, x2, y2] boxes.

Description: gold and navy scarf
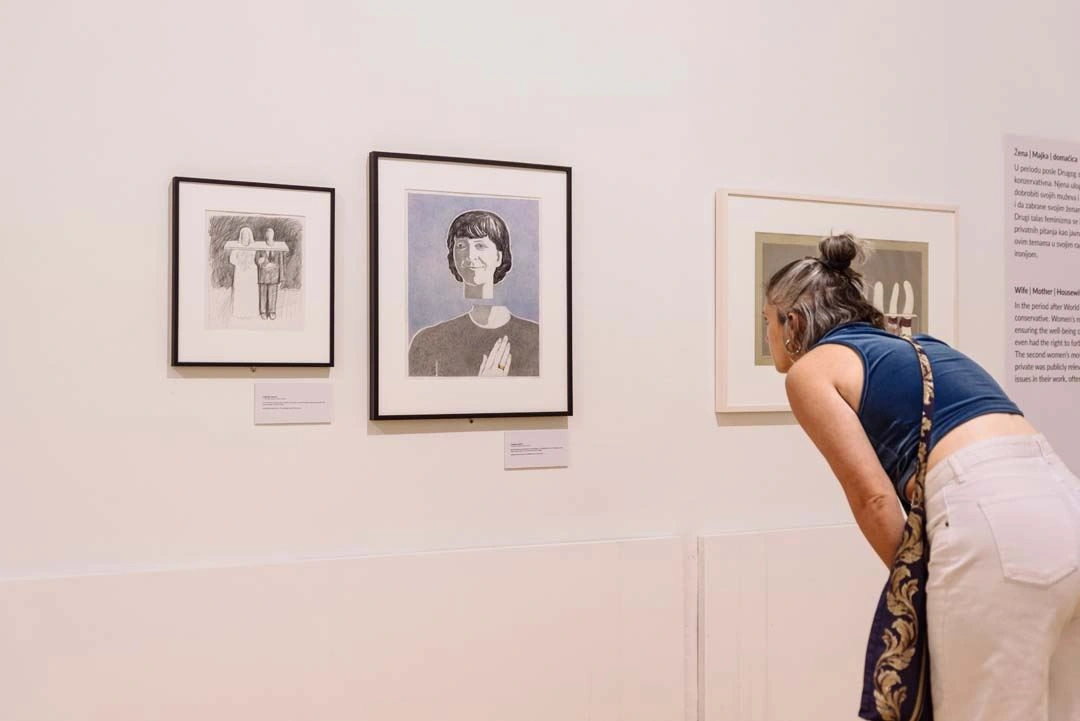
[[859, 336, 935, 721]]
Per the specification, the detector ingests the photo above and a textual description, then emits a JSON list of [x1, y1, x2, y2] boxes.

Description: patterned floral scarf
[[859, 336, 935, 721]]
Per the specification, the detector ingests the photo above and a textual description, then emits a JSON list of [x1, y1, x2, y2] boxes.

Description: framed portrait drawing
[[369, 152, 572, 420], [171, 177, 334, 366], [716, 190, 958, 412]]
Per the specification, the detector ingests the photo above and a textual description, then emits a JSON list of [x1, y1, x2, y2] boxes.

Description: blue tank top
[[813, 323, 1023, 510]]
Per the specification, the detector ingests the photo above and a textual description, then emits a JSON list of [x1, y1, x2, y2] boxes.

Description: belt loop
[[947, 453, 965, 482], [1036, 434, 1053, 459]]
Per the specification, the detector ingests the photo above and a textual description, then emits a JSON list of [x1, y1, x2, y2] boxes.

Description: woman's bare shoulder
[[792, 343, 861, 377], [786, 343, 865, 412]]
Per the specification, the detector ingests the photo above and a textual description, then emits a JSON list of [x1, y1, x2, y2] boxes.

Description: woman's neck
[[464, 282, 494, 300], [469, 305, 511, 328]]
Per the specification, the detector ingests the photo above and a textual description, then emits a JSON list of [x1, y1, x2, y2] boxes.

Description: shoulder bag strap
[[902, 336, 936, 511]]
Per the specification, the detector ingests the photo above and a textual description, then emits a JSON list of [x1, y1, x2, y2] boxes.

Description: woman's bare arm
[[785, 352, 906, 567]]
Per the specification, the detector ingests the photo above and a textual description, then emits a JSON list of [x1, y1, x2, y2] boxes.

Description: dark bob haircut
[[445, 210, 513, 284]]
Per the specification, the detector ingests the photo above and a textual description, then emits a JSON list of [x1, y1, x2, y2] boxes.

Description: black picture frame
[[171, 176, 335, 367], [369, 151, 573, 420]]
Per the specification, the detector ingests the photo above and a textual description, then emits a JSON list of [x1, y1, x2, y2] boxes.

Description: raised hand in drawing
[[478, 335, 511, 376]]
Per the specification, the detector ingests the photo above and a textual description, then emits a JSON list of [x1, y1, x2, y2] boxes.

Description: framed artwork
[[171, 177, 334, 366], [716, 190, 958, 412], [369, 152, 572, 420]]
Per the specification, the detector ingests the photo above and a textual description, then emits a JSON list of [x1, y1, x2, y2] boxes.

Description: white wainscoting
[[0, 537, 686, 721], [698, 525, 884, 721]]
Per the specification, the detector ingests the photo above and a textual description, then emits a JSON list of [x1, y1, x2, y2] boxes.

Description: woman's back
[[813, 322, 1023, 507]]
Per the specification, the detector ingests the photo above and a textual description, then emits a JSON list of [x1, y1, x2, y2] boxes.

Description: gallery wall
[[2, 0, 1079, 717]]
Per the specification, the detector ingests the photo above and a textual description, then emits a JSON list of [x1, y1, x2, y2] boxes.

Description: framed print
[[716, 190, 957, 412], [171, 177, 334, 366], [369, 152, 572, 420]]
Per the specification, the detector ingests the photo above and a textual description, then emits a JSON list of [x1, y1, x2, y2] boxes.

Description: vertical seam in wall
[[763, 543, 769, 721], [692, 536, 703, 721], [618, 540, 625, 721]]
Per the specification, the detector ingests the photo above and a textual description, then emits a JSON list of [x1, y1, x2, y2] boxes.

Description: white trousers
[[925, 434, 1080, 721]]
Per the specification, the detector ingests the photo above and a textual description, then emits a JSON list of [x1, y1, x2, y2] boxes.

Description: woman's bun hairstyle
[[817, 232, 866, 272]]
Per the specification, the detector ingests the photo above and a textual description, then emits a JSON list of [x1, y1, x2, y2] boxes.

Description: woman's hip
[[924, 434, 1080, 592]]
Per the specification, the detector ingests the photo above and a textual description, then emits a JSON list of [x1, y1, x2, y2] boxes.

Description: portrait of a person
[[408, 209, 540, 377]]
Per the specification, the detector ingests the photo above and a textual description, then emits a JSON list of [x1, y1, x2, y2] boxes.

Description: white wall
[[2, 0, 1078, 718], [6, 0, 1080, 576]]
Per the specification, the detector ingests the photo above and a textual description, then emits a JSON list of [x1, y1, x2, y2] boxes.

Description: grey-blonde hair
[[764, 233, 885, 353]]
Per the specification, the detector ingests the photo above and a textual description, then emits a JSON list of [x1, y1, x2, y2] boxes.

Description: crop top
[[813, 322, 1023, 511]]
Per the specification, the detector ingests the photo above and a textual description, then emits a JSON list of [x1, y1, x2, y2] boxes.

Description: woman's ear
[[786, 311, 805, 338]]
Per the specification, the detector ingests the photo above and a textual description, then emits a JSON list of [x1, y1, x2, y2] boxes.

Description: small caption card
[[504, 429, 569, 469], [254, 383, 333, 425]]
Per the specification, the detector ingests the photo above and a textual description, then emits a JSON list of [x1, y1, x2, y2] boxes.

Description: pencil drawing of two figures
[[208, 211, 303, 332]]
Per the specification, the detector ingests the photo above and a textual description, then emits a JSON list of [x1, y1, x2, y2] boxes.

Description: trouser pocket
[[978, 492, 1079, 586]]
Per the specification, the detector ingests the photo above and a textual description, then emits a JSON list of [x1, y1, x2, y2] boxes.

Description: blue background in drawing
[[407, 192, 540, 340]]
